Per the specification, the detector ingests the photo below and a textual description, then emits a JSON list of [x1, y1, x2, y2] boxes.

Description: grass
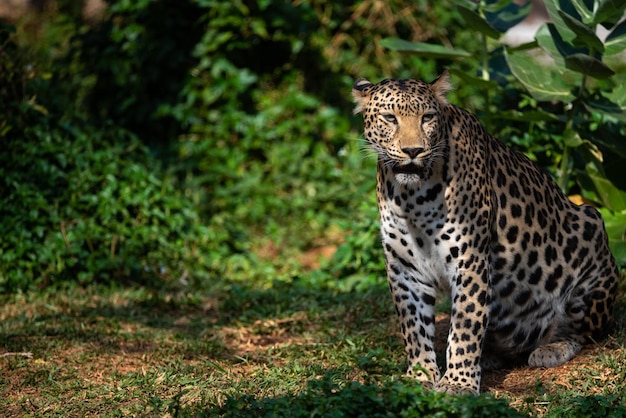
[[1, 271, 625, 417]]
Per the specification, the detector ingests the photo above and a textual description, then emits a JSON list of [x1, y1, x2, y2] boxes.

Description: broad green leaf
[[558, 10, 604, 53], [380, 38, 472, 58], [606, 72, 626, 107], [483, 0, 515, 13], [586, 163, 626, 211], [564, 53, 615, 78], [605, 20, 626, 55], [582, 93, 623, 115], [458, 5, 502, 39], [544, 0, 577, 41], [485, 1, 531, 33], [505, 48, 578, 101], [497, 109, 560, 122], [570, 0, 594, 24], [594, 0, 626, 28], [536, 23, 586, 66], [507, 40, 539, 52], [448, 68, 500, 90], [536, 24, 564, 63], [598, 208, 626, 266]]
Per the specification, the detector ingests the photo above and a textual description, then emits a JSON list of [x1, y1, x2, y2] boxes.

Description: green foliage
[[311, 195, 386, 292], [1, 0, 464, 291], [2, 0, 625, 293], [0, 19, 208, 291], [382, 0, 626, 266], [60, 0, 472, 290], [544, 395, 626, 418], [202, 376, 525, 417], [0, 117, 206, 291]]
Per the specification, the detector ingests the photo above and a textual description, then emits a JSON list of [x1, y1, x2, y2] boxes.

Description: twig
[[1, 352, 33, 358]]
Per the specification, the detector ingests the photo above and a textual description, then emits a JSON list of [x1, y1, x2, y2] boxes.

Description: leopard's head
[[352, 71, 452, 184]]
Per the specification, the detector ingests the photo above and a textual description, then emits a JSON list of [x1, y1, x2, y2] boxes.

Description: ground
[[1, 280, 624, 416]]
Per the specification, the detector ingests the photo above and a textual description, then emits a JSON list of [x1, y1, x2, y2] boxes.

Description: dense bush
[[0, 24, 207, 290], [3, 0, 458, 291], [0, 119, 204, 290], [0, 19, 207, 291], [54, 0, 471, 290], [1, 0, 624, 292]]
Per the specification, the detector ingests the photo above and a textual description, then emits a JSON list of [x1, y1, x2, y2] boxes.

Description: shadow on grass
[[0, 277, 395, 362], [3, 275, 625, 368]]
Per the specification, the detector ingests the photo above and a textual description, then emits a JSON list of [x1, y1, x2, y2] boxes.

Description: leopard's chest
[[377, 173, 461, 288]]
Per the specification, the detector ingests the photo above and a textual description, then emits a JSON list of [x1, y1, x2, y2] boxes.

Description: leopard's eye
[[422, 113, 436, 123], [381, 114, 398, 124]]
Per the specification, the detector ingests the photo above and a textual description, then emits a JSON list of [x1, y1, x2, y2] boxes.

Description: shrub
[[0, 21, 207, 291], [0, 116, 209, 291], [201, 376, 525, 417]]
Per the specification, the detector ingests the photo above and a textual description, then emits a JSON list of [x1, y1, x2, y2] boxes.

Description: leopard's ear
[[430, 70, 452, 106], [352, 78, 372, 114]]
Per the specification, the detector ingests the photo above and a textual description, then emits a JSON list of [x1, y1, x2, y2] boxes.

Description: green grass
[[1, 277, 625, 417], [0, 282, 396, 416]]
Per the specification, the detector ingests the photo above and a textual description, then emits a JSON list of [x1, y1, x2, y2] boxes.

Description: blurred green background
[[1, 0, 625, 294]]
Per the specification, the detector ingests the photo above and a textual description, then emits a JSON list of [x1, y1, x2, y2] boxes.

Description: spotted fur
[[352, 71, 618, 395]]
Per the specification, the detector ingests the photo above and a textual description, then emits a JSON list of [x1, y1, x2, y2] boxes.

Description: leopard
[[351, 70, 619, 395]]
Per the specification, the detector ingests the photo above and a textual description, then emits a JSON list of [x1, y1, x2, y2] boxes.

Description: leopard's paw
[[435, 375, 479, 395], [528, 341, 581, 368]]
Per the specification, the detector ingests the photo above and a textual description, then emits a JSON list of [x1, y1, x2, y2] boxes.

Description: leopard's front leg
[[386, 265, 440, 389], [436, 262, 490, 395], [381, 215, 441, 389]]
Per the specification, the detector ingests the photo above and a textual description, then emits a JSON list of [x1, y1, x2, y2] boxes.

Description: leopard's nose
[[402, 147, 424, 158]]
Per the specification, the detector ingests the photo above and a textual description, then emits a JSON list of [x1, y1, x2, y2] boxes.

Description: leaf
[[496, 109, 560, 122], [448, 68, 500, 90], [380, 38, 472, 58], [604, 20, 626, 55], [458, 5, 502, 39], [535, 23, 586, 65], [482, 0, 516, 13], [507, 40, 539, 52], [505, 49, 577, 101], [558, 10, 604, 53], [582, 93, 623, 115], [485, 1, 531, 33], [564, 53, 615, 78], [570, 0, 594, 24], [586, 162, 626, 212], [598, 208, 626, 267], [544, 0, 577, 42], [564, 129, 584, 148], [594, 0, 626, 28]]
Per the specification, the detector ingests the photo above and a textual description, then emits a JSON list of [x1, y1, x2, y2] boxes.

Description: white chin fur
[[394, 173, 422, 185]]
